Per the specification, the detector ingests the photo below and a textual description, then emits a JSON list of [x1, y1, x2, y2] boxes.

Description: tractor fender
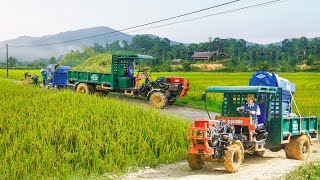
[[69, 82, 80, 90], [146, 89, 162, 99], [230, 140, 245, 162]]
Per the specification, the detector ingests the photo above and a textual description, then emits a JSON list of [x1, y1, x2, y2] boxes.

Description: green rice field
[[0, 69, 319, 178]]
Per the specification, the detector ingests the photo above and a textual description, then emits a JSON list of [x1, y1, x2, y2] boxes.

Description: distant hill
[[0, 26, 182, 61]]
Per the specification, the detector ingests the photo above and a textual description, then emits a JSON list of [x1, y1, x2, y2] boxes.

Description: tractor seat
[[256, 102, 267, 131]]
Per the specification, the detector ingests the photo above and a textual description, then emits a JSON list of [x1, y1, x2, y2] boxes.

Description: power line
[[125, 0, 286, 34], [9, 0, 241, 48], [23, 0, 283, 45]]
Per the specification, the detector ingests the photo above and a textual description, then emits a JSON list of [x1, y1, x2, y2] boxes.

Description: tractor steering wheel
[[237, 109, 251, 117]]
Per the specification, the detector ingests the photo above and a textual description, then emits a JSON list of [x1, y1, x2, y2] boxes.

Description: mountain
[[0, 26, 182, 61]]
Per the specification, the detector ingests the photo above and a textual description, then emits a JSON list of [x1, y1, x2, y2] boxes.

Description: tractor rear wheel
[[149, 92, 167, 109], [224, 144, 242, 173], [76, 83, 93, 94], [285, 135, 310, 160], [188, 154, 204, 170]]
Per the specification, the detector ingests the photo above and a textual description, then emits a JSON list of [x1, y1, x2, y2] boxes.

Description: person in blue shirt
[[40, 69, 47, 86], [236, 94, 261, 125]]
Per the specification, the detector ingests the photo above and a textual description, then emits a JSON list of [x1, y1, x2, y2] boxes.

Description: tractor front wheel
[[188, 154, 204, 170], [285, 135, 310, 160], [224, 144, 242, 173], [149, 92, 167, 109]]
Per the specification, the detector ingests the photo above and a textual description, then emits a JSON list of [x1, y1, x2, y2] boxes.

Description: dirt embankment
[[191, 64, 224, 70]]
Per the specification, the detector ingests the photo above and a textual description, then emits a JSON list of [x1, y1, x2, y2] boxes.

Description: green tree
[[8, 57, 18, 67], [49, 56, 57, 64], [181, 60, 191, 72]]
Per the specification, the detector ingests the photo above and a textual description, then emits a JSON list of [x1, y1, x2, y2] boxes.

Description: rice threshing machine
[[187, 71, 318, 173], [46, 64, 71, 89]]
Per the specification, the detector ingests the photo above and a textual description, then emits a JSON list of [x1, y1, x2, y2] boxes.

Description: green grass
[[284, 161, 320, 180]]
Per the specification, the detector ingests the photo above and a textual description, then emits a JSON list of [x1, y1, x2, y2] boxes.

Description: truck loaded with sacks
[[187, 71, 318, 173]]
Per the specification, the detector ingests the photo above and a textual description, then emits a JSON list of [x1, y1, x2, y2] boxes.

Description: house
[[172, 59, 182, 65], [191, 51, 217, 61]]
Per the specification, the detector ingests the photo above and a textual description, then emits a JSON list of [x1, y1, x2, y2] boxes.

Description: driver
[[236, 94, 261, 125]]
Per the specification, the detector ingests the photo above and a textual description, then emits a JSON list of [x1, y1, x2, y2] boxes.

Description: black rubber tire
[[149, 92, 167, 109], [167, 99, 176, 106], [254, 150, 266, 157], [285, 135, 310, 160], [76, 83, 90, 94], [269, 147, 283, 152], [188, 154, 204, 170], [224, 144, 242, 173], [95, 91, 109, 97]]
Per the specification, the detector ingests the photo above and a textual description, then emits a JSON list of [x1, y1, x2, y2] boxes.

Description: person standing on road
[[236, 94, 261, 125], [40, 69, 47, 86]]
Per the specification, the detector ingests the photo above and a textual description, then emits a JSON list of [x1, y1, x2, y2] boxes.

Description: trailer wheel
[[224, 144, 242, 173], [149, 92, 167, 109], [76, 83, 91, 94], [188, 154, 204, 170], [285, 135, 310, 160]]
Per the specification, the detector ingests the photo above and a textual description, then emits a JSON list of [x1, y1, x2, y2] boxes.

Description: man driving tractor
[[236, 94, 261, 125]]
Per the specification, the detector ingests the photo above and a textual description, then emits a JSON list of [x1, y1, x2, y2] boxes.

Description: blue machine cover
[[249, 71, 295, 93], [249, 71, 296, 117]]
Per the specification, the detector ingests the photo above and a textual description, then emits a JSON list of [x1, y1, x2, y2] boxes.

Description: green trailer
[[67, 54, 190, 108]]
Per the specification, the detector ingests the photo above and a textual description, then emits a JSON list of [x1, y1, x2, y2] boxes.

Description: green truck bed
[[68, 71, 134, 90]]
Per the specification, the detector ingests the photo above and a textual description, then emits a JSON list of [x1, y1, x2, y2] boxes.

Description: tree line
[[61, 35, 320, 72]]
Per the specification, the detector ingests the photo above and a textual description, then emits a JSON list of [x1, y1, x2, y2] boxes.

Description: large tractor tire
[[188, 154, 204, 170], [76, 83, 94, 94], [285, 135, 310, 160], [224, 144, 242, 173], [149, 92, 167, 109]]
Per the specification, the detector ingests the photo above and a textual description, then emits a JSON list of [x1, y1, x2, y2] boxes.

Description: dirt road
[[121, 142, 320, 180]]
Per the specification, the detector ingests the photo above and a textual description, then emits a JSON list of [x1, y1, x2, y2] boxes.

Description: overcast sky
[[0, 0, 319, 44]]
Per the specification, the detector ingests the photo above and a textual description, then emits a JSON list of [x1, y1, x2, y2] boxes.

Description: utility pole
[[6, 44, 8, 78]]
